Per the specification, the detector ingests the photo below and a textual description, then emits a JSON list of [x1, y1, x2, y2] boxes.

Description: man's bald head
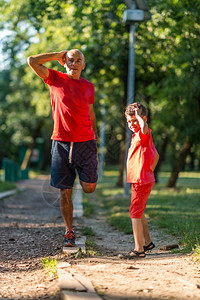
[[67, 49, 85, 62]]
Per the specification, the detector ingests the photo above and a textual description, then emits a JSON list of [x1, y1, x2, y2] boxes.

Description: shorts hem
[[130, 213, 144, 219], [79, 178, 98, 184], [50, 182, 73, 190]]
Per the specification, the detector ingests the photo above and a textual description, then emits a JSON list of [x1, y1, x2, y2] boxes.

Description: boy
[[125, 102, 159, 258]]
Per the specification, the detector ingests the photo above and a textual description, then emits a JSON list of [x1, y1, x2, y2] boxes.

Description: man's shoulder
[[80, 77, 94, 86], [49, 68, 66, 78]]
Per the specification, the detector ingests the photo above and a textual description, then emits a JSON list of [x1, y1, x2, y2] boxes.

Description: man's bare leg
[[60, 188, 73, 231]]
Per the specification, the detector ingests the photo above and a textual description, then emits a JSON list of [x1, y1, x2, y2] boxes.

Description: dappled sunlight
[[102, 188, 124, 196], [186, 188, 200, 194], [179, 171, 200, 178], [146, 207, 200, 217], [103, 170, 120, 177]]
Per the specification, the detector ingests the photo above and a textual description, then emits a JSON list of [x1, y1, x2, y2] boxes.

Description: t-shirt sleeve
[[139, 129, 151, 144], [43, 68, 58, 86]]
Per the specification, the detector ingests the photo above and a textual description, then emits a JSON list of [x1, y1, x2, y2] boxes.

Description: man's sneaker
[[62, 230, 76, 247]]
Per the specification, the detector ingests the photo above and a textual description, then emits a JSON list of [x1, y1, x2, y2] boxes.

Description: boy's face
[[126, 115, 140, 133]]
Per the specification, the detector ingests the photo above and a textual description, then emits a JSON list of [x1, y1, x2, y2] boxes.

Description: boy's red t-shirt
[[127, 128, 156, 184], [44, 68, 95, 142]]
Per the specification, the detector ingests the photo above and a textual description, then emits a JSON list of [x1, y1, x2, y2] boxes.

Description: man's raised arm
[[27, 51, 67, 80]]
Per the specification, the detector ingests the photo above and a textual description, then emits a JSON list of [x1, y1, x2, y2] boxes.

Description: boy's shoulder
[[133, 128, 152, 139]]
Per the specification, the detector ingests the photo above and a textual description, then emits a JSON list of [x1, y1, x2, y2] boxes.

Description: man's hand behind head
[[58, 50, 68, 66]]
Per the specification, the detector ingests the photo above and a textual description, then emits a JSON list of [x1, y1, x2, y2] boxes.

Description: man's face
[[65, 50, 85, 80], [126, 115, 140, 133]]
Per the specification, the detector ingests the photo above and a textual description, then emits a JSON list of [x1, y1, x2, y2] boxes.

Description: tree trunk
[[21, 119, 45, 170], [189, 151, 195, 171], [166, 140, 193, 188], [154, 132, 169, 182]]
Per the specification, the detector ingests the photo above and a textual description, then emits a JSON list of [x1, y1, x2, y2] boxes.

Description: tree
[[0, 0, 199, 186], [134, 0, 200, 187]]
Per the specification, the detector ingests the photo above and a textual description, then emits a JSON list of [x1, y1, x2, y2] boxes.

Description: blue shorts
[[50, 140, 98, 189]]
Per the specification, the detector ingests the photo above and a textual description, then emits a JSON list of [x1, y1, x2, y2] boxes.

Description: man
[[27, 49, 98, 247]]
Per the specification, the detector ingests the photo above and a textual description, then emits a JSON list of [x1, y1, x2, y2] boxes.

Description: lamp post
[[123, 0, 151, 196]]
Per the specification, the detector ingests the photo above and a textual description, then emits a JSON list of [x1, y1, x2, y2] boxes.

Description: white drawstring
[[69, 142, 74, 164]]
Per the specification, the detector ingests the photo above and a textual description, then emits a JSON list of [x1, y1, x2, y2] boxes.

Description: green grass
[[94, 165, 200, 256], [82, 226, 95, 236], [29, 169, 50, 178], [85, 237, 101, 256], [0, 181, 16, 192], [83, 194, 97, 217], [41, 257, 57, 276]]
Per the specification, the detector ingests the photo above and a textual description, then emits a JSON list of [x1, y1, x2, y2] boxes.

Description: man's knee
[[80, 181, 96, 193]]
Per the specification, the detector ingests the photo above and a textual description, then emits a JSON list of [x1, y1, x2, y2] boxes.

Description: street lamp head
[[124, 0, 151, 20]]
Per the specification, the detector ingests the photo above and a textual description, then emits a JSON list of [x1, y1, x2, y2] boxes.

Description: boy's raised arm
[[134, 108, 148, 135]]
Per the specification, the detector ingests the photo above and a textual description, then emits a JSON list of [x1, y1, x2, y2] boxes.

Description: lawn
[[93, 165, 200, 255], [0, 181, 16, 193]]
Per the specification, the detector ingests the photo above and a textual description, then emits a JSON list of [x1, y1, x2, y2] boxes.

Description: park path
[[0, 176, 200, 300], [0, 176, 62, 299]]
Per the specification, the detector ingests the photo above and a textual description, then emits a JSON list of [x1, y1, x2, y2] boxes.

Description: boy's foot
[[143, 241, 155, 252], [119, 250, 146, 259], [62, 230, 76, 247], [128, 250, 146, 258]]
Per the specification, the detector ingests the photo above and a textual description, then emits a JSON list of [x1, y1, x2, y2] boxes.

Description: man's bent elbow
[[27, 56, 34, 67]]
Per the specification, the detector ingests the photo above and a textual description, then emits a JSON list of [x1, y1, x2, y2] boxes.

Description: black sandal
[[143, 241, 155, 252], [128, 250, 146, 258]]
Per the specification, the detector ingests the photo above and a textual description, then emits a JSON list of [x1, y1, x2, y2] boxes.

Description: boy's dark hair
[[125, 102, 148, 118]]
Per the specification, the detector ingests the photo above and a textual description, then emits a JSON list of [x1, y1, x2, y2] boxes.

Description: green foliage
[[74, 247, 84, 259], [85, 237, 101, 256], [82, 226, 95, 236], [0, 0, 200, 177], [0, 180, 16, 192], [192, 244, 200, 263], [41, 257, 57, 276]]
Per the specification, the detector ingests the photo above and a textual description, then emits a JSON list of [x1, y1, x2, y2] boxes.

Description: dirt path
[[61, 194, 200, 300], [0, 177, 200, 300], [0, 177, 62, 299], [73, 211, 200, 300]]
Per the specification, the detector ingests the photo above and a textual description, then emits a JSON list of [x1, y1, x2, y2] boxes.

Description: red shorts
[[130, 182, 154, 219]]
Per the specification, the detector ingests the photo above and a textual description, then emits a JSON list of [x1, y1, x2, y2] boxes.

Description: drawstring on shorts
[[69, 142, 74, 164]]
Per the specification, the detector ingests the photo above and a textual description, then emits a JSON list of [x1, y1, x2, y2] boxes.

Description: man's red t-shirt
[[127, 129, 156, 184], [44, 68, 95, 142]]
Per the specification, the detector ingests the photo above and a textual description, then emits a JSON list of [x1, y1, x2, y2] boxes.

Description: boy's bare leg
[[60, 189, 73, 231], [141, 214, 151, 246], [131, 218, 144, 252]]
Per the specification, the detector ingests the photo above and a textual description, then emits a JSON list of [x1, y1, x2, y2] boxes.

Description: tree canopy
[[0, 0, 200, 186]]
